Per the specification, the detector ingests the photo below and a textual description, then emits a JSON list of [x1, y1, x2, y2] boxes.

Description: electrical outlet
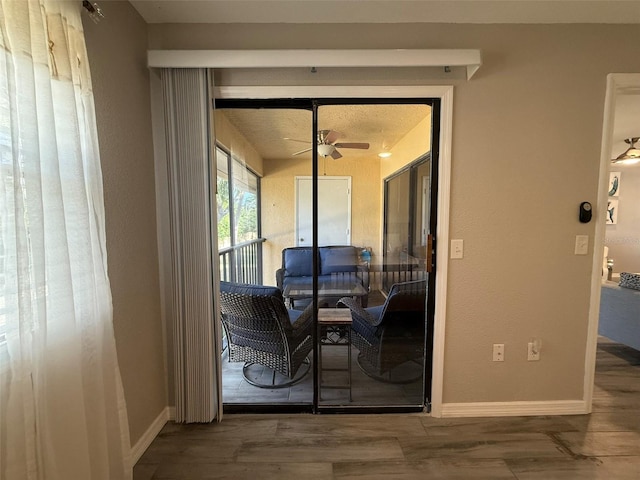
[[493, 343, 504, 362]]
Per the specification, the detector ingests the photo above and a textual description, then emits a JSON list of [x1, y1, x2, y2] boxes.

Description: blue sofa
[[275, 246, 370, 307], [599, 280, 640, 351]]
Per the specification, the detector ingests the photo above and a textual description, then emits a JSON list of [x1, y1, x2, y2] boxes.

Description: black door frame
[[215, 97, 440, 414]]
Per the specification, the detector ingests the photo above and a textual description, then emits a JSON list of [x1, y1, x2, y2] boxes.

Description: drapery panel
[[0, 1, 131, 478], [161, 68, 221, 423]]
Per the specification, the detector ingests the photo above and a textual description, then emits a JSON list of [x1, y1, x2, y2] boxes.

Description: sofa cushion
[[320, 246, 358, 275], [620, 272, 640, 291], [282, 276, 314, 290], [283, 275, 339, 290], [284, 248, 314, 277]]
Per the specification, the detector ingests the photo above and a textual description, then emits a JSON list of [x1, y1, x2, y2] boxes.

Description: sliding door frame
[[215, 86, 453, 416]]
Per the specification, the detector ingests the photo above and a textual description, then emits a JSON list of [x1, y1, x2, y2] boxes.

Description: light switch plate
[[451, 239, 464, 259], [575, 235, 589, 255], [528, 342, 541, 361]]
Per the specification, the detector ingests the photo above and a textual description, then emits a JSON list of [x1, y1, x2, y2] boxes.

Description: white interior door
[[296, 176, 351, 246]]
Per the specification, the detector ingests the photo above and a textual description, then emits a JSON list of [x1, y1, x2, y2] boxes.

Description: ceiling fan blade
[[292, 147, 313, 156], [330, 149, 343, 160], [323, 130, 341, 145], [284, 137, 312, 144], [333, 142, 370, 149]]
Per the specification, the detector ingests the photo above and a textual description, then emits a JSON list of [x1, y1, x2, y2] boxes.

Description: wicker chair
[[219, 281, 314, 388], [338, 279, 426, 384]]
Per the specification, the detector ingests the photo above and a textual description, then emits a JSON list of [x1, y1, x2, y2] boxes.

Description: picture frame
[[608, 171, 621, 197], [606, 198, 618, 225]]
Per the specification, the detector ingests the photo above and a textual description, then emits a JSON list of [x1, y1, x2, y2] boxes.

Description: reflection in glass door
[[383, 156, 431, 291], [383, 168, 412, 292]]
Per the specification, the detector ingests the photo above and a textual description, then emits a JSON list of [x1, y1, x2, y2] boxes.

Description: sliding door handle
[[426, 234, 434, 273]]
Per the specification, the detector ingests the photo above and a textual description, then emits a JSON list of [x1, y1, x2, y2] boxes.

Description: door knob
[[300, 238, 304, 242]]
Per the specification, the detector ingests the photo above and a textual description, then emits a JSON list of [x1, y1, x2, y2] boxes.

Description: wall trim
[[215, 85, 454, 100], [440, 400, 588, 418], [131, 407, 171, 464], [428, 86, 453, 419], [586, 73, 640, 412]]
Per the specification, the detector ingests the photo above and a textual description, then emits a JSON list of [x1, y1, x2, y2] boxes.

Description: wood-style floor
[[134, 338, 640, 479]]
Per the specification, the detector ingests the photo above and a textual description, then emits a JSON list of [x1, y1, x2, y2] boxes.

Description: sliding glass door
[[215, 103, 315, 408], [316, 102, 433, 408], [214, 99, 438, 412]]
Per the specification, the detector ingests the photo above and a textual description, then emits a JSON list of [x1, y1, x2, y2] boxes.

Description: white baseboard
[[439, 400, 588, 418], [168, 405, 176, 421], [131, 406, 171, 464]]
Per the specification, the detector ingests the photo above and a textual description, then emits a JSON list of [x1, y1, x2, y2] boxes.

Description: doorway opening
[[214, 97, 440, 413]]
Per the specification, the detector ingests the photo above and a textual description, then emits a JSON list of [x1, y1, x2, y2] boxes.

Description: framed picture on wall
[[609, 171, 621, 197], [606, 198, 618, 225]]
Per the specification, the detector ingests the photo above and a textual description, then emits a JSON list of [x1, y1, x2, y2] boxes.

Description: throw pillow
[[619, 272, 640, 291], [284, 248, 315, 277], [320, 246, 357, 275]]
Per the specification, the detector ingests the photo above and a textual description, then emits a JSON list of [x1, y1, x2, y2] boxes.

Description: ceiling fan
[[285, 129, 370, 159]]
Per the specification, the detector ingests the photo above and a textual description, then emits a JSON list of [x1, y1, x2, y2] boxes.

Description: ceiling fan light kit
[[612, 137, 640, 165], [317, 144, 335, 157]]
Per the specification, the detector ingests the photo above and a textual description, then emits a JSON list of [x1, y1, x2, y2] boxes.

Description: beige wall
[[84, 2, 166, 445], [261, 155, 382, 285], [147, 22, 637, 405], [380, 114, 432, 180], [214, 110, 264, 175]]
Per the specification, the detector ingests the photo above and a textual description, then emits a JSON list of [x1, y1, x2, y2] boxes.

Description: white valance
[[147, 49, 482, 80]]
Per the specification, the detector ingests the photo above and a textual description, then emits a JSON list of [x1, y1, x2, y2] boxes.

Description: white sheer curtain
[[0, 1, 131, 479]]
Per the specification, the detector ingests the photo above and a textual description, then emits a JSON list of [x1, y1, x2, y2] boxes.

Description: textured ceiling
[[219, 104, 431, 161]]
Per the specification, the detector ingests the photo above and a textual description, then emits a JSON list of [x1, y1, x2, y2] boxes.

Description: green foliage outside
[[217, 177, 257, 248]]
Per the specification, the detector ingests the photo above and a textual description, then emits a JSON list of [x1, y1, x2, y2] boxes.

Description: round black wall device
[[579, 201, 592, 223]]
